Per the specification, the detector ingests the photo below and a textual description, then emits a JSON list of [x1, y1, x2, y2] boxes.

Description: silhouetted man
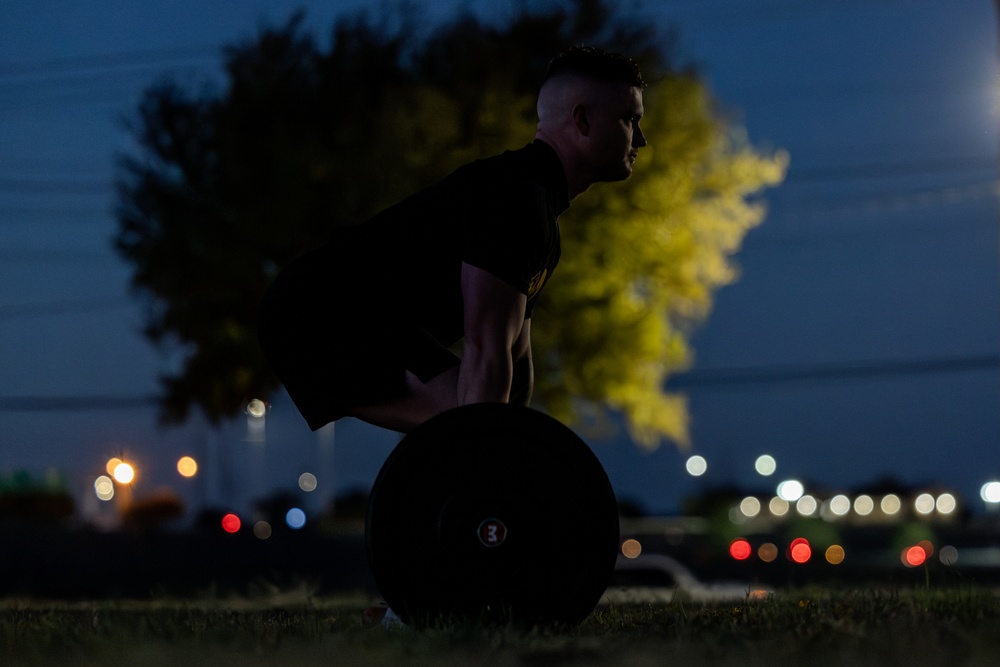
[[257, 46, 647, 433]]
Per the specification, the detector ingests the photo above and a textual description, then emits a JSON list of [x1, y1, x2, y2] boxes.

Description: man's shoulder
[[460, 141, 567, 210]]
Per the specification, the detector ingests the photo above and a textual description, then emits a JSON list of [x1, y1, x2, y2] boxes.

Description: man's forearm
[[457, 344, 514, 405], [509, 354, 533, 406]]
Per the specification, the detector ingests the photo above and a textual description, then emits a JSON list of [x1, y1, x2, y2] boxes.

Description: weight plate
[[366, 403, 619, 628]]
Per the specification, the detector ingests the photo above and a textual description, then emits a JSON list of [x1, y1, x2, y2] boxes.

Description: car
[[602, 553, 773, 605]]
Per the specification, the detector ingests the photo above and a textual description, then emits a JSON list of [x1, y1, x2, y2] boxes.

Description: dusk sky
[[1, 0, 998, 520]]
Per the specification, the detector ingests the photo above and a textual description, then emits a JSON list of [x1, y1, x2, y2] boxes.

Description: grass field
[[3, 586, 1000, 666]]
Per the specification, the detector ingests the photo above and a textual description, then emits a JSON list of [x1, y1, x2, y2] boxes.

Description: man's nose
[[633, 126, 647, 148]]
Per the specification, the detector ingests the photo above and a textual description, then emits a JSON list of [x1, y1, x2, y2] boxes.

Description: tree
[[116, 0, 786, 447]]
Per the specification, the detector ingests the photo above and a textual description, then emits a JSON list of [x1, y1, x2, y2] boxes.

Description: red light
[[788, 537, 812, 564], [729, 538, 753, 561], [903, 545, 927, 567], [918, 540, 934, 558], [221, 513, 241, 533]]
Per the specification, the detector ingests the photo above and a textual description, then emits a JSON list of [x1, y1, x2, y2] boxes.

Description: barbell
[[365, 403, 619, 628]]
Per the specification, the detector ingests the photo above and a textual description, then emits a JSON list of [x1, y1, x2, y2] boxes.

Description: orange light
[[177, 456, 198, 478], [825, 545, 846, 565], [106, 457, 122, 476], [729, 538, 753, 561], [758, 542, 779, 563], [221, 513, 241, 534], [789, 537, 812, 564], [621, 539, 642, 559], [903, 545, 927, 567]]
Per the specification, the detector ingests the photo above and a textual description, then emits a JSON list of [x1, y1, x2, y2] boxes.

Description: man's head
[[536, 47, 647, 193]]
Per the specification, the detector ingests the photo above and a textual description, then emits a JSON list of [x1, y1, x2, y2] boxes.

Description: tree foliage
[[116, 0, 786, 447]]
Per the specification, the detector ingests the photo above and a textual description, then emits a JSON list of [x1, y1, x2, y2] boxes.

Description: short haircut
[[541, 46, 645, 90]]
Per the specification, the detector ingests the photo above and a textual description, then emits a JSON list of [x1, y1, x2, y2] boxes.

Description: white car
[[602, 553, 772, 605]]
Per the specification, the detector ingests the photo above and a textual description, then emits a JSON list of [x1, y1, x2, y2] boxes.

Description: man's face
[[587, 84, 646, 182]]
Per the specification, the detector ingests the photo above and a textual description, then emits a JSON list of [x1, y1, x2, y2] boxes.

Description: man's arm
[[510, 318, 532, 406], [458, 261, 527, 405]]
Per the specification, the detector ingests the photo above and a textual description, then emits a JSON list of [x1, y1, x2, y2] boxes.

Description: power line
[[1, 354, 996, 414], [785, 156, 997, 185], [668, 354, 1000, 389], [0, 45, 219, 81], [0, 297, 132, 319], [0, 395, 157, 413], [0, 178, 113, 194]]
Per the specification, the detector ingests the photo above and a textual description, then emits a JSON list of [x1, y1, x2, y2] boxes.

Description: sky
[[1, 0, 998, 520]]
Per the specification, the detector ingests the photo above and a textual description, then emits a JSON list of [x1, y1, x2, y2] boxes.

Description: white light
[[776, 480, 804, 502], [769, 496, 790, 516], [247, 398, 267, 418], [914, 493, 936, 515], [939, 545, 959, 566], [740, 496, 761, 518], [980, 481, 1000, 503], [828, 495, 851, 517], [936, 493, 957, 515], [796, 495, 818, 516], [94, 476, 114, 501], [112, 462, 135, 485], [685, 455, 708, 477], [880, 494, 902, 515], [854, 494, 874, 516], [754, 455, 777, 476], [298, 472, 318, 492]]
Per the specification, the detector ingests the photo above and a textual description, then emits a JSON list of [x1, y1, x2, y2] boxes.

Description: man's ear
[[571, 104, 590, 137]]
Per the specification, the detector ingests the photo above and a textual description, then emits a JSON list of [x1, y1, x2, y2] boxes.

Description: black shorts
[[256, 258, 460, 430]]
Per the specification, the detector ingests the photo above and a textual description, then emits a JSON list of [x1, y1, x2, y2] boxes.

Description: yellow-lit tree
[[533, 77, 787, 448]]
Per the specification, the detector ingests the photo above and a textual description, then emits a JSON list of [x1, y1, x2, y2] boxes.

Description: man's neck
[[534, 131, 591, 200]]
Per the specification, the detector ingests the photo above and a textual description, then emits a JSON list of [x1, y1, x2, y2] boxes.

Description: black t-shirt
[[313, 140, 569, 346]]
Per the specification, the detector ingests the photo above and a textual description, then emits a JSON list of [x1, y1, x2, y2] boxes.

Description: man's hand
[[458, 262, 528, 405]]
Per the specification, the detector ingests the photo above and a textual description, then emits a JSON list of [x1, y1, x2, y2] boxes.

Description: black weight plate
[[366, 403, 619, 628]]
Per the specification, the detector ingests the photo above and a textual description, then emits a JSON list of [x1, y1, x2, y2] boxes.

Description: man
[[257, 46, 646, 433]]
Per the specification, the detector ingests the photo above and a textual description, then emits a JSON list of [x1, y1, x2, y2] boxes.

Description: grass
[[3, 586, 1000, 666]]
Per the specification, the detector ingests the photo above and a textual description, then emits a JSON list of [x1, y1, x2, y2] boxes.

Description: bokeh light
[[769, 496, 790, 516], [298, 472, 318, 492], [789, 538, 812, 564], [729, 538, 753, 561], [914, 493, 936, 515], [285, 507, 306, 529], [246, 398, 267, 418], [854, 494, 874, 516], [621, 538, 642, 559], [253, 521, 272, 540], [685, 455, 707, 477], [828, 495, 851, 517], [980, 481, 1000, 503], [796, 495, 818, 516], [105, 457, 122, 476], [754, 455, 777, 476], [825, 545, 846, 565], [918, 540, 934, 558], [177, 456, 198, 478], [94, 476, 114, 501], [740, 496, 761, 518], [777, 480, 804, 502], [902, 545, 927, 567], [939, 545, 959, 566], [935, 493, 957, 515], [758, 543, 779, 563], [881, 494, 902, 515], [221, 513, 241, 533], [112, 462, 135, 485]]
